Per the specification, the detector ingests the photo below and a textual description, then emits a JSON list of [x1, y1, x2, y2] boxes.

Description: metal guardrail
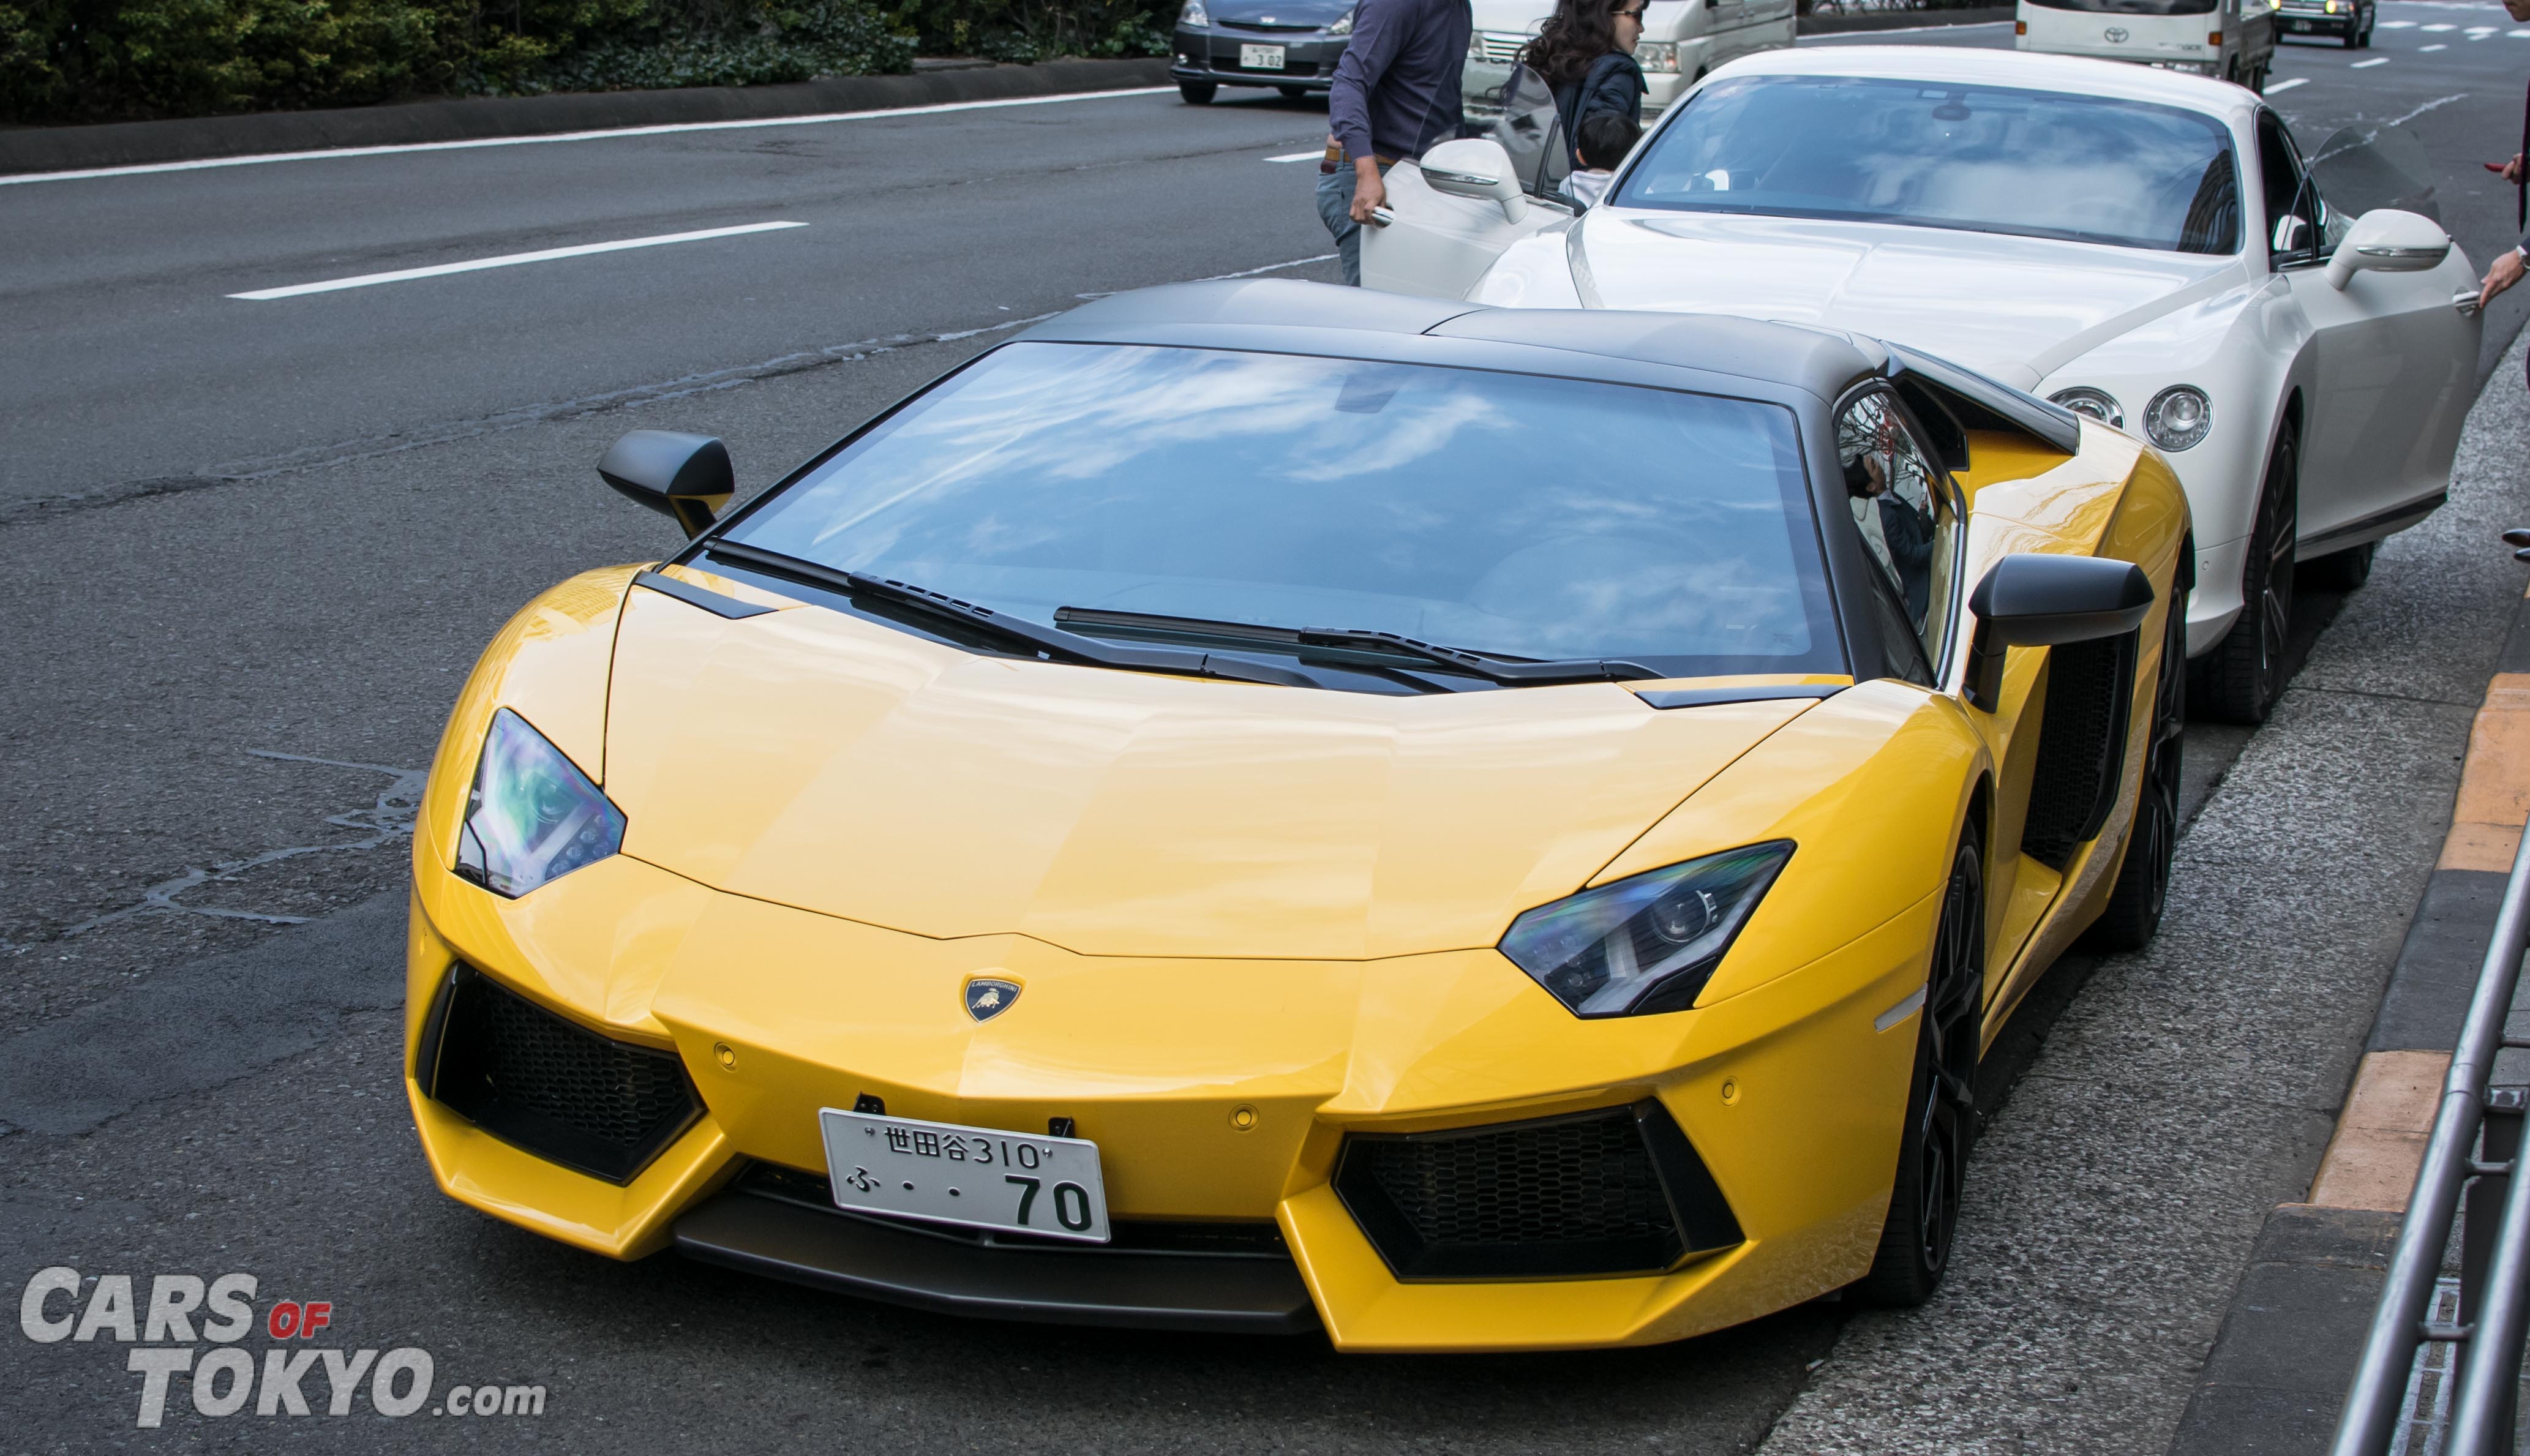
[[2331, 820, 2530, 1454]]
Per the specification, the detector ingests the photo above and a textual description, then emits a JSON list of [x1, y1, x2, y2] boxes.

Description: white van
[[1463, 0, 1795, 123], [2016, 0, 2275, 89]]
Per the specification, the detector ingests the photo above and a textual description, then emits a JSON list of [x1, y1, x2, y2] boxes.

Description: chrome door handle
[[1367, 206, 1395, 228], [2455, 285, 2485, 316]]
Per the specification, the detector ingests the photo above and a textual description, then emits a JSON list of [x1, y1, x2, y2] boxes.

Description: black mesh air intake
[[1334, 1102, 1741, 1280], [422, 964, 700, 1185], [2021, 632, 2139, 870]]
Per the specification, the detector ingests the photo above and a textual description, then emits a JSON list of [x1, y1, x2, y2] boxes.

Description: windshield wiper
[[700, 541, 1317, 688], [1053, 607, 1665, 686]]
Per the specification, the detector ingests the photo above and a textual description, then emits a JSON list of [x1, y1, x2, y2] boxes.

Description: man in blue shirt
[[1318, 0, 1473, 285]]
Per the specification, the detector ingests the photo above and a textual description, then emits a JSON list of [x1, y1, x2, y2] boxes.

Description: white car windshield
[[722, 341, 1844, 677], [1616, 75, 2242, 254]]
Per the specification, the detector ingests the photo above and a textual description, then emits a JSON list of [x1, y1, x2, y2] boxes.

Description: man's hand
[[2482, 249, 2526, 310], [1349, 156, 1387, 224], [2506, 152, 2525, 185], [2507, 0, 2530, 24]]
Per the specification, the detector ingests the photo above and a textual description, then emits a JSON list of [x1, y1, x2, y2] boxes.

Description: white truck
[[2016, 0, 2276, 90]]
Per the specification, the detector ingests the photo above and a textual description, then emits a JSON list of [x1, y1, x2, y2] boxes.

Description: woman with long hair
[[1518, 0, 1650, 170]]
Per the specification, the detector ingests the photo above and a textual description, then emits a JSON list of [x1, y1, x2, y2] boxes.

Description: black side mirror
[[598, 430, 734, 539], [1964, 554, 2153, 711]]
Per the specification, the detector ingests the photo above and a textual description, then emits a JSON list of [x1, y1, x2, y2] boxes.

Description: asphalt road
[[2, 10, 2528, 1452]]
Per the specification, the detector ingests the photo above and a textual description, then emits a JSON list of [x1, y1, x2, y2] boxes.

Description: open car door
[[1361, 66, 1575, 298], [2282, 119, 2479, 549]]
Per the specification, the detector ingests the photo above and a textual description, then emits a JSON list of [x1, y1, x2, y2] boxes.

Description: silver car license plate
[[1241, 43, 1286, 69], [818, 1108, 1111, 1243]]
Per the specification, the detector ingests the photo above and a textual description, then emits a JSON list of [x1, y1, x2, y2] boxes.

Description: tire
[[2340, 23, 2359, 47], [2360, 13, 2374, 45], [2190, 427, 2297, 725], [1277, 84, 1307, 100], [1178, 80, 1217, 104], [2300, 539, 2376, 592], [2250, 59, 2269, 92], [1858, 825, 1984, 1306], [2080, 584, 2186, 953]]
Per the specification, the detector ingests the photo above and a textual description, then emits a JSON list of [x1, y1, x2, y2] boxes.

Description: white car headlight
[[453, 709, 626, 898], [2144, 386, 2213, 451], [1637, 39, 1678, 72], [1180, 0, 1210, 26], [2050, 386, 2125, 430], [1326, 7, 1352, 34]]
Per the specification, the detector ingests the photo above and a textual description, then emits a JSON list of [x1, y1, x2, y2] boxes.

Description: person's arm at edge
[[1329, 0, 1406, 220]]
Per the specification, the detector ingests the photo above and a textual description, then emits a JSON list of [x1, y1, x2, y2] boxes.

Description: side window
[[2257, 111, 2320, 264], [1837, 391, 1962, 677]]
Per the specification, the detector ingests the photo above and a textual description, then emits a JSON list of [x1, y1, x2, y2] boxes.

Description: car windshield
[[1615, 75, 2242, 253], [721, 342, 1842, 677]]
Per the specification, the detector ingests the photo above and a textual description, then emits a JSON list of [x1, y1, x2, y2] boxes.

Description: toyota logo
[[2103, 25, 2129, 40]]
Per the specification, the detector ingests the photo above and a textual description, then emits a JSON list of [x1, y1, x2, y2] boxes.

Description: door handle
[[2454, 285, 2485, 317], [1367, 206, 1395, 228]]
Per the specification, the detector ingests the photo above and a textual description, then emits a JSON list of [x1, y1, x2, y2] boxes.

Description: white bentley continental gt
[[1364, 47, 2480, 722]]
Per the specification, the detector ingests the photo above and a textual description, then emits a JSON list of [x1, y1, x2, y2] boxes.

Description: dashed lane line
[[2354, 55, 2392, 66], [2268, 75, 2310, 91], [226, 220, 806, 299]]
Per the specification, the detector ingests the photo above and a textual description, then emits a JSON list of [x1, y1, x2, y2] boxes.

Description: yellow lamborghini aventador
[[405, 279, 2190, 1352]]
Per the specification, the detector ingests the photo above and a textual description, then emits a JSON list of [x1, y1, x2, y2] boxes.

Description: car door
[[2269, 114, 2479, 542], [1361, 66, 1573, 297]]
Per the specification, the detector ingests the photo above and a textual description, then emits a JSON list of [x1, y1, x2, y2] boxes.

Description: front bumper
[[1172, 25, 1347, 89], [2277, 7, 2356, 33], [405, 852, 1930, 1351]]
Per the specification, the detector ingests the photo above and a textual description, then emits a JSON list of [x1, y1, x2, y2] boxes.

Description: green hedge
[[0, 0, 1171, 123]]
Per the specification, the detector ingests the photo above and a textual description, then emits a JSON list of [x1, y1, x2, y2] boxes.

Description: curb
[[0, 57, 1173, 176], [1796, 6, 2015, 34], [2169, 584, 2530, 1454]]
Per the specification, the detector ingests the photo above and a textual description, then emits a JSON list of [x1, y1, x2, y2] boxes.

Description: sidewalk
[[1756, 331, 2530, 1454]]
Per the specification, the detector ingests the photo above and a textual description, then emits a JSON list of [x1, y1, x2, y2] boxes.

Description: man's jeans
[[1315, 160, 1394, 286]]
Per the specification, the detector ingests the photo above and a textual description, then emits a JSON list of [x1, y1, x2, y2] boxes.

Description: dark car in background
[[2274, 0, 2373, 47], [1171, 0, 1355, 103]]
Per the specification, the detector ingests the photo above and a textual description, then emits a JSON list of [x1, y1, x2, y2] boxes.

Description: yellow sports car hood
[[599, 580, 1823, 962]]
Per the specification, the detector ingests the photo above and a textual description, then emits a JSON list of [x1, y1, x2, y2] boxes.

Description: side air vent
[[2021, 632, 2139, 870], [1334, 1101, 1741, 1280], [421, 964, 700, 1185]]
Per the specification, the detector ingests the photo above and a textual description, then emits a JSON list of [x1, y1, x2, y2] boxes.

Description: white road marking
[[2512, 26, 2530, 34], [2385, 92, 2469, 125], [1266, 149, 1324, 162], [228, 220, 806, 299], [2379, 18, 2419, 24], [1198, 252, 1339, 280], [2266, 75, 2309, 91], [2352, 55, 2390, 66], [2466, 24, 2498, 33], [0, 87, 1179, 187], [2421, 42, 2449, 48], [2422, 20, 2458, 28]]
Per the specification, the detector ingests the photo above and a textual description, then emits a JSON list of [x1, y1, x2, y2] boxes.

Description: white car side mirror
[[2325, 208, 2452, 290], [1417, 138, 1527, 225]]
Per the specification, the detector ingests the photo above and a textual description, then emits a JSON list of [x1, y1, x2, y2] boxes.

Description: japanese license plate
[[1241, 43, 1286, 69], [818, 1108, 1111, 1243]]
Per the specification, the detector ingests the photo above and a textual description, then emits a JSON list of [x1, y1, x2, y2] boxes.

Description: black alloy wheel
[[2191, 428, 2297, 724], [1179, 80, 1218, 104], [2341, 20, 2359, 46], [1858, 826, 1984, 1305], [2300, 539, 2376, 592], [2081, 580, 2188, 953]]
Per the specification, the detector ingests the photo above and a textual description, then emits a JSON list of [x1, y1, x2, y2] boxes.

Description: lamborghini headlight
[[1326, 7, 1353, 34], [1498, 841, 1793, 1018], [452, 708, 626, 898], [1636, 39, 1678, 72], [2144, 385, 2213, 451]]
